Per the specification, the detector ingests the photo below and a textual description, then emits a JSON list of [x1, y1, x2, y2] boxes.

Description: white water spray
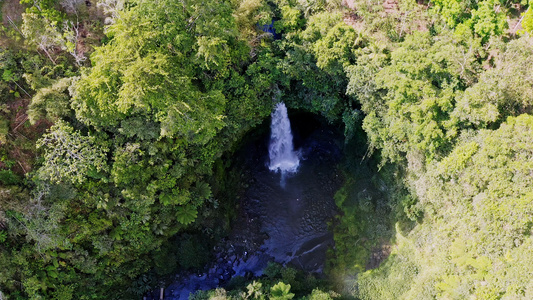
[[268, 103, 299, 179]]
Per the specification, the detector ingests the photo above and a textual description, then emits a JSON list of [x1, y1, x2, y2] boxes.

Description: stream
[[149, 113, 344, 299]]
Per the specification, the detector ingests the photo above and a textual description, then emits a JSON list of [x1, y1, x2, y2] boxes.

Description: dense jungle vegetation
[[1, 0, 533, 299]]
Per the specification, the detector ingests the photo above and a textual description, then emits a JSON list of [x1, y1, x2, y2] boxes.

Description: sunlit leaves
[[274, 5, 305, 32], [246, 281, 264, 299], [71, 0, 237, 152], [471, 0, 508, 40], [313, 23, 361, 75], [362, 115, 533, 299], [354, 31, 483, 163], [519, 7, 533, 35], [115, 52, 170, 114], [37, 121, 107, 185], [270, 282, 295, 300], [431, 0, 465, 28], [453, 36, 533, 127], [430, 0, 508, 41]]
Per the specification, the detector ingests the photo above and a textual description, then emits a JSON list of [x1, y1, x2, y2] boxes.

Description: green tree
[[470, 0, 508, 40], [246, 281, 265, 299], [270, 282, 295, 300], [28, 77, 73, 123], [352, 32, 481, 163], [21, 13, 66, 64], [232, 0, 273, 43], [519, 7, 533, 34], [36, 120, 107, 184], [357, 114, 533, 299], [453, 36, 533, 127], [430, 0, 509, 41]]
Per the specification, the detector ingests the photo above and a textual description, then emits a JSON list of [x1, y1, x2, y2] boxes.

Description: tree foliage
[[357, 115, 533, 299], [431, 0, 510, 41], [352, 31, 482, 163], [36, 120, 107, 185], [454, 36, 533, 127], [2, 0, 533, 298]]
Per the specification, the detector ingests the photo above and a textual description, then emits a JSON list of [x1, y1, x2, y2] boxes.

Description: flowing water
[[268, 103, 300, 180], [153, 109, 343, 299]]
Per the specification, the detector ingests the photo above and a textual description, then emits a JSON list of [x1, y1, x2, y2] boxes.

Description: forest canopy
[[1, 0, 533, 299]]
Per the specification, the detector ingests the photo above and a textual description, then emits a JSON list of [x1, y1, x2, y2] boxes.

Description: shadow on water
[[154, 112, 344, 299]]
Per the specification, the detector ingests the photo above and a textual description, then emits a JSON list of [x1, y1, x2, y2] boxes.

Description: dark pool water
[[150, 119, 344, 299]]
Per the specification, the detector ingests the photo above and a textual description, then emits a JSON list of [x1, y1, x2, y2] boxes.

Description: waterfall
[[268, 103, 299, 176]]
